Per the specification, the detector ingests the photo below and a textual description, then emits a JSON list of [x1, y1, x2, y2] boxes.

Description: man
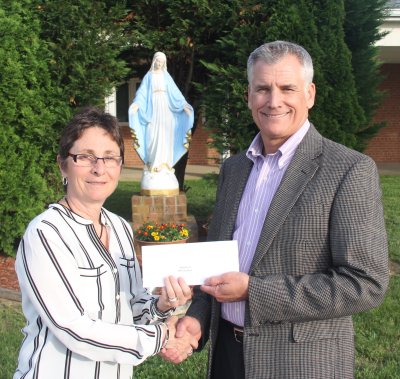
[[164, 41, 389, 378]]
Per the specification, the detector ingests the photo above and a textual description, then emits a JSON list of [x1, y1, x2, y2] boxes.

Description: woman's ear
[[57, 155, 67, 177]]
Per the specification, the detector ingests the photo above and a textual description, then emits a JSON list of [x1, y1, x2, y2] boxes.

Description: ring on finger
[[168, 296, 178, 302]]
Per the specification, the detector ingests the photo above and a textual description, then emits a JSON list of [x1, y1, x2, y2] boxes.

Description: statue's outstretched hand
[[130, 103, 139, 114]]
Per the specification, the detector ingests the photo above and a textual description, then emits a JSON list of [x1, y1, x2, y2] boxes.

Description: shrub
[[0, 0, 63, 256], [0, 130, 57, 256]]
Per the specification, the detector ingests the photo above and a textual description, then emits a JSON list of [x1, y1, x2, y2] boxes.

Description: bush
[[0, 0, 63, 256], [0, 130, 57, 256]]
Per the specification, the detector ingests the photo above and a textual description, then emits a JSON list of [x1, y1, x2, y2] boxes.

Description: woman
[[14, 107, 196, 379], [129, 52, 193, 195]]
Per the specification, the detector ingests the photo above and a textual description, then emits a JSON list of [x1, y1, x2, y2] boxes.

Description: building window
[[105, 78, 140, 123], [116, 82, 130, 122]]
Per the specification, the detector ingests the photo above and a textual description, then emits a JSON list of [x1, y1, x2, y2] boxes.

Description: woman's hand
[[159, 316, 199, 364], [156, 276, 192, 312]]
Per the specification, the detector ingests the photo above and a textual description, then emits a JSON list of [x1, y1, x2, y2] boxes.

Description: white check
[[141, 240, 239, 288]]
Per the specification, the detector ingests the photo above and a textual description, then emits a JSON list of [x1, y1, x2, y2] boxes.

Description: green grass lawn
[[1, 175, 399, 378]]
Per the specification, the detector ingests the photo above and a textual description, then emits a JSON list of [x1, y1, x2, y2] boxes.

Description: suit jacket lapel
[[219, 154, 253, 240], [249, 125, 323, 272]]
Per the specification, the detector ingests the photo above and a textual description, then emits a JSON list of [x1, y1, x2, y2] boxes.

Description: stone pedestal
[[131, 192, 198, 242]]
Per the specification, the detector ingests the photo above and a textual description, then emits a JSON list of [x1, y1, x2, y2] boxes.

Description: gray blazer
[[186, 125, 389, 379]]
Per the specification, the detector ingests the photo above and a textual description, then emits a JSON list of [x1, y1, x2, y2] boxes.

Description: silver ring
[[168, 297, 178, 302]]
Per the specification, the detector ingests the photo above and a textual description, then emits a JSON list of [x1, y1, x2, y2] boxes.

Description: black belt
[[221, 318, 244, 343]]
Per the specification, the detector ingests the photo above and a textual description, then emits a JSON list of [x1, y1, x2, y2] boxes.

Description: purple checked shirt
[[221, 121, 310, 327]]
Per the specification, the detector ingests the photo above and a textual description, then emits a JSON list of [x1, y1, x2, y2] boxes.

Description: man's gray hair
[[247, 41, 314, 85]]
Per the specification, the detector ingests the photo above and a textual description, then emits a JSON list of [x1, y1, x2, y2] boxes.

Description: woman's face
[[59, 127, 122, 207]]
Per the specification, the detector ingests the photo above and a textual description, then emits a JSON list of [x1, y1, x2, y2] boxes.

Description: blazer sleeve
[[248, 156, 389, 325]]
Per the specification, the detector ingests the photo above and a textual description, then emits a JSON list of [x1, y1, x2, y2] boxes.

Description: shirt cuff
[[151, 298, 175, 319]]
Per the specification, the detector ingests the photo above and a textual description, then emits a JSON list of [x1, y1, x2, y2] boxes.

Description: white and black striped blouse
[[14, 204, 172, 379]]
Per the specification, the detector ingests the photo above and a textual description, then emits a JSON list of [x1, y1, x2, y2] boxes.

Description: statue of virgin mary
[[128, 52, 194, 195]]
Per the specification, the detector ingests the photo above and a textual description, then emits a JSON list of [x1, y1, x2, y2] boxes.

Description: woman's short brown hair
[[58, 107, 124, 168]]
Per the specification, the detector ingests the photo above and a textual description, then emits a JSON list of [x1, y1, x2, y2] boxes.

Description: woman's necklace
[[64, 197, 104, 239]]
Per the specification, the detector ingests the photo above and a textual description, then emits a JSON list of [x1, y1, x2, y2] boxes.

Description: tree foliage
[[310, 0, 366, 148], [0, 0, 62, 255], [125, 0, 387, 156], [125, 0, 245, 182], [343, 0, 388, 149], [0, 0, 388, 255], [0, 0, 130, 256], [37, 0, 129, 108], [196, 0, 386, 153]]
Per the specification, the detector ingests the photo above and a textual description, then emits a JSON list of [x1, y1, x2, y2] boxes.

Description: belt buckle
[[233, 326, 243, 343]]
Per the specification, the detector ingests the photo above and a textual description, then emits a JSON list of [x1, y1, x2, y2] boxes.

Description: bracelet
[[161, 322, 169, 349]]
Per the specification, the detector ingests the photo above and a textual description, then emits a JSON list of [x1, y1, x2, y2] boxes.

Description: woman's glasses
[[68, 153, 123, 168]]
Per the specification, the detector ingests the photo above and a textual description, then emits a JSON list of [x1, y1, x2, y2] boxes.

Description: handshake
[[155, 271, 250, 363], [154, 276, 201, 363], [159, 315, 201, 364]]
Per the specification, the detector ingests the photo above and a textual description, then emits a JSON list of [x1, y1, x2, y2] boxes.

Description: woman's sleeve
[[16, 223, 165, 365]]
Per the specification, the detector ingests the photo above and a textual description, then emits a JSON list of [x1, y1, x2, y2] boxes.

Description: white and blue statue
[[129, 52, 194, 195]]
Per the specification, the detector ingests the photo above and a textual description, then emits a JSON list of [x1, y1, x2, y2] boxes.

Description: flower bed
[[134, 222, 189, 242]]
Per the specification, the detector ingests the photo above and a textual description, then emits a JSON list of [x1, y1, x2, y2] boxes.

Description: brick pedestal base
[[132, 192, 187, 224], [131, 193, 198, 242]]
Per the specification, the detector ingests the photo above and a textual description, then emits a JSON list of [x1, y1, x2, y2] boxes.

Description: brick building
[[107, 2, 400, 167], [365, 1, 400, 162]]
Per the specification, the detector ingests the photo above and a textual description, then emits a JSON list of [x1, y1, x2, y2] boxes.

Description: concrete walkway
[[376, 162, 400, 176], [120, 164, 220, 182]]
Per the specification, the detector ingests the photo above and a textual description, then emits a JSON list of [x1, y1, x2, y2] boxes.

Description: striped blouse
[[14, 204, 173, 379]]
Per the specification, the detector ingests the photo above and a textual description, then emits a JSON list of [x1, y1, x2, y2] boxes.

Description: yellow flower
[[154, 236, 160, 241], [151, 232, 158, 237]]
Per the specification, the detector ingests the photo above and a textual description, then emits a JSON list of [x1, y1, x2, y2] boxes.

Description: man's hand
[[200, 272, 249, 302], [159, 316, 201, 364], [175, 316, 202, 340]]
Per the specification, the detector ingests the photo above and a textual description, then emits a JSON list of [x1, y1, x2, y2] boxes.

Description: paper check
[[141, 240, 239, 288]]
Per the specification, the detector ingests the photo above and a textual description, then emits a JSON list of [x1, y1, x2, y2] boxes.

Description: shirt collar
[[247, 120, 310, 169], [50, 203, 107, 226]]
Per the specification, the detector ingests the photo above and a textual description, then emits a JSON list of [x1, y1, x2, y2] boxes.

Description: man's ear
[[306, 83, 316, 110]]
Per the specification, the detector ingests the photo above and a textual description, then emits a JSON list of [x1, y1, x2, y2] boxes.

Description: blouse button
[[116, 294, 120, 300], [113, 268, 118, 273]]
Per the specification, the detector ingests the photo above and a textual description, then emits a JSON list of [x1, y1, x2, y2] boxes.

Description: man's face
[[247, 54, 316, 153]]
